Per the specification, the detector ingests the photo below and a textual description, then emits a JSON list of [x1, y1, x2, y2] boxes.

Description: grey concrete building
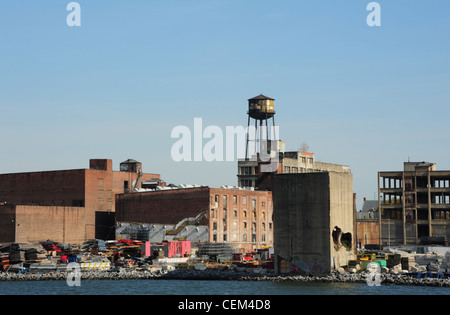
[[273, 172, 355, 274], [378, 162, 450, 246]]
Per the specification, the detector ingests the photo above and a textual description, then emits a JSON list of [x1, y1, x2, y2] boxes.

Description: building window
[[223, 195, 227, 209], [243, 211, 247, 218], [234, 210, 237, 217], [262, 234, 266, 242], [211, 209, 215, 218], [243, 197, 247, 205], [223, 234, 227, 242], [243, 234, 247, 242], [243, 222, 247, 229], [261, 212, 265, 219], [123, 181, 129, 190], [213, 234, 217, 242], [262, 222, 266, 230], [213, 222, 217, 231], [223, 209, 227, 219], [233, 195, 237, 205], [252, 199, 256, 211], [262, 201, 265, 208], [243, 179, 254, 187]]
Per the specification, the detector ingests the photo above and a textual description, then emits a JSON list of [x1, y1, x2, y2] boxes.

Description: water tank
[[120, 159, 142, 173], [248, 94, 275, 120]]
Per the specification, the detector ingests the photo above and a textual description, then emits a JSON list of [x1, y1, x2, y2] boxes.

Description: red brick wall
[[15, 205, 86, 244], [89, 159, 112, 171], [0, 170, 86, 207], [0, 205, 87, 244], [116, 187, 210, 225]]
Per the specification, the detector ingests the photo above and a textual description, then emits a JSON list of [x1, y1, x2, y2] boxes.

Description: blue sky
[[1, 1, 450, 209]]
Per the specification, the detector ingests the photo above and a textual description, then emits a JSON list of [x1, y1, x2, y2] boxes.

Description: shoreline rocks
[[1, 267, 450, 287]]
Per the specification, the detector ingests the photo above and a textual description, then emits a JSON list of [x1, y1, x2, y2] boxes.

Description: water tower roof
[[248, 94, 274, 101], [121, 159, 140, 164]]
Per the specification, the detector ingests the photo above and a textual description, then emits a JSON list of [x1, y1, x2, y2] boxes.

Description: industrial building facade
[[0, 159, 160, 243], [115, 186, 273, 253], [238, 148, 350, 190], [378, 162, 450, 246], [273, 172, 355, 274]]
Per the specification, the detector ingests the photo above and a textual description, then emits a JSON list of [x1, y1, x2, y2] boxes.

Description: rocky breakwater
[[1, 265, 450, 287], [0, 266, 166, 282]]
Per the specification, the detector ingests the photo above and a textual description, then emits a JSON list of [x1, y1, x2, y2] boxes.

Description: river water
[[0, 279, 449, 295]]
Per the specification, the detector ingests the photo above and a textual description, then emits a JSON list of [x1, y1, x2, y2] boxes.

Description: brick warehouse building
[[0, 159, 160, 244], [115, 186, 273, 253]]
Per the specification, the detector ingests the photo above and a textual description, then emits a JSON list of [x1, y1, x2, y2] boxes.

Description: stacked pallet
[[9, 243, 51, 264], [26, 247, 52, 264], [9, 251, 26, 264]]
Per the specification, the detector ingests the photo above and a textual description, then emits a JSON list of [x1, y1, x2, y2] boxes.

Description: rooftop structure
[[238, 147, 350, 190]]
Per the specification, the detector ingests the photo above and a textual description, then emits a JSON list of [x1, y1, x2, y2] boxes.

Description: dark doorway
[[95, 211, 116, 240], [417, 224, 429, 238]]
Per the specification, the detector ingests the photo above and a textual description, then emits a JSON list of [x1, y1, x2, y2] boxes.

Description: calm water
[[0, 279, 449, 295]]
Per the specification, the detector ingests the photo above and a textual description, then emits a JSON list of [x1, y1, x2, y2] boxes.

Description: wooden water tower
[[245, 94, 277, 160]]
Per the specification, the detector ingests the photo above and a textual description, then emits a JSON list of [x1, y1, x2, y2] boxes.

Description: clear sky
[[1, 1, 449, 210]]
